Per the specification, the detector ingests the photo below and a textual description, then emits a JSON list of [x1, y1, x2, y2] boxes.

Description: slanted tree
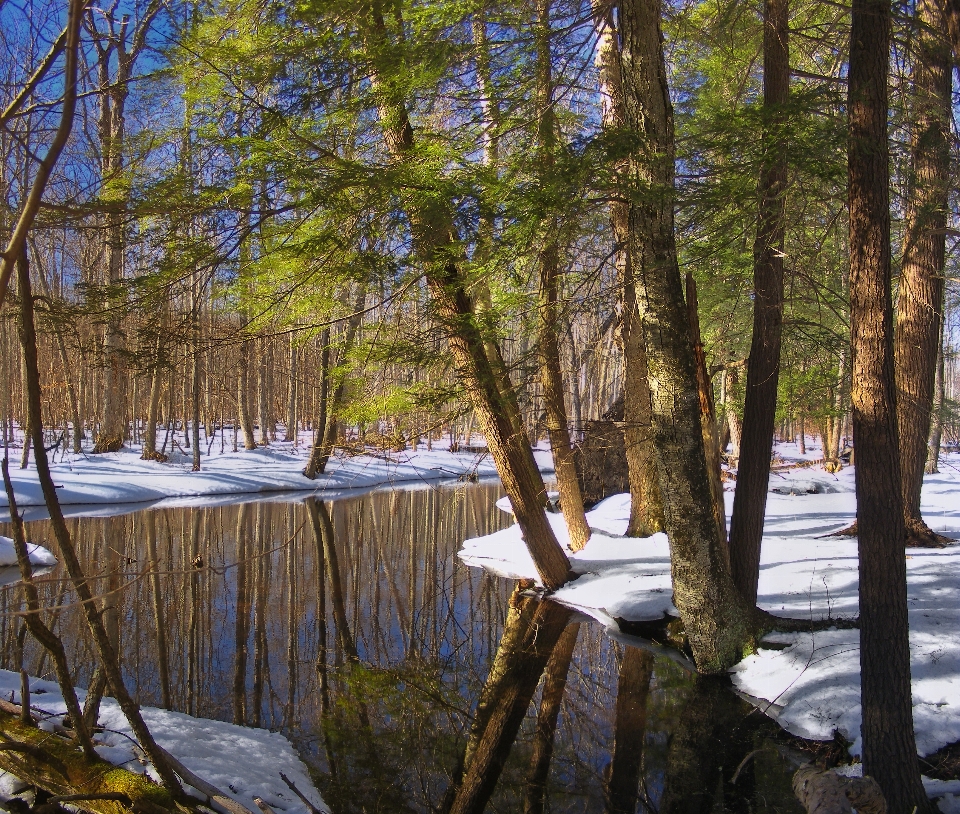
[[846, 0, 928, 804], [360, 1, 571, 591]]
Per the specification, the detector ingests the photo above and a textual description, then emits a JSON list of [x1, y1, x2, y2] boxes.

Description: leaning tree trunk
[[618, 0, 754, 673], [364, 6, 571, 591], [15, 247, 183, 795], [729, 0, 789, 606], [894, 0, 951, 547], [847, 0, 928, 807], [535, 0, 590, 552]]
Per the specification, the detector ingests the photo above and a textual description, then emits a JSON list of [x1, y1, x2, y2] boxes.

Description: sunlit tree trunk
[[926, 321, 945, 474], [534, 0, 590, 551], [847, 0, 928, 805], [894, 0, 951, 546], [363, 6, 570, 591], [594, 0, 664, 537]]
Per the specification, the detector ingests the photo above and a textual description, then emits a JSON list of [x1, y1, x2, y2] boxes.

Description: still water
[[0, 483, 803, 814]]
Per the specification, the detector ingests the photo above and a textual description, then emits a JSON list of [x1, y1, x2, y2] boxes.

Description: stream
[[0, 482, 804, 814]]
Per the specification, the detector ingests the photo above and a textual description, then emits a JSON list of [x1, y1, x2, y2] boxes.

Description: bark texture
[[618, 0, 754, 673], [729, 0, 789, 605], [594, 0, 664, 537], [894, 0, 951, 546], [847, 0, 928, 807]]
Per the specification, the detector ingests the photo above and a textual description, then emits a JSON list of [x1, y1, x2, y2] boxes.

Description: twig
[[278, 773, 324, 814]]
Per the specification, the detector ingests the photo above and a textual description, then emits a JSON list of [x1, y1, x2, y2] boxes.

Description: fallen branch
[[279, 773, 325, 814], [152, 745, 258, 814]]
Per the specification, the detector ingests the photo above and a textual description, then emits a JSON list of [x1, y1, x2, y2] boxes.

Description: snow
[[0, 670, 328, 814], [0, 433, 554, 521], [0, 535, 56, 567], [462, 447, 960, 802]]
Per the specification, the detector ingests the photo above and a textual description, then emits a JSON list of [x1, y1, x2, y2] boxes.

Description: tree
[[894, 0, 952, 547], [728, 0, 789, 605], [618, 0, 755, 673], [846, 0, 927, 804]]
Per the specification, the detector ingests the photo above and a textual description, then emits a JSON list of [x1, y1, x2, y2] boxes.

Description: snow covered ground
[[0, 670, 329, 814], [462, 446, 960, 809], [0, 433, 551, 521], [0, 535, 56, 567]]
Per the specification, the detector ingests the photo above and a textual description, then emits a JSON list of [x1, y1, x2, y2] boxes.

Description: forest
[[0, 0, 959, 811]]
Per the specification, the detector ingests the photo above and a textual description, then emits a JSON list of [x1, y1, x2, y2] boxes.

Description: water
[[0, 483, 803, 814]]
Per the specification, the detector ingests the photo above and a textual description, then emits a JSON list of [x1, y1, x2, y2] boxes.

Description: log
[[0, 711, 176, 814]]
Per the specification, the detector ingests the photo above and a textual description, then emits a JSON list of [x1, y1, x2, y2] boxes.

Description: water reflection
[[0, 484, 802, 813]]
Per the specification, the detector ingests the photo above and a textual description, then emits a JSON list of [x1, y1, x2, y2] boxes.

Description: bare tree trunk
[[847, 0, 928, 805], [926, 319, 945, 474], [534, 0, 590, 552], [15, 246, 182, 795], [364, 7, 571, 591], [257, 338, 270, 446], [593, 0, 664, 537], [895, 0, 951, 546], [142, 333, 164, 459], [618, 0, 754, 672], [238, 338, 256, 450], [728, 0, 788, 605], [285, 335, 298, 442]]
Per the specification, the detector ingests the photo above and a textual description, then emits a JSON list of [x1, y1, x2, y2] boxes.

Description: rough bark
[[729, 0, 789, 606], [945, 0, 960, 60], [894, 0, 951, 546], [618, 0, 754, 673], [926, 320, 944, 474], [594, 0, 664, 537], [364, 7, 571, 590], [847, 0, 929, 807], [686, 273, 727, 552]]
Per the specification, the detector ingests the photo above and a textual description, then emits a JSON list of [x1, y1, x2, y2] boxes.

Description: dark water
[[0, 483, 803, 814]]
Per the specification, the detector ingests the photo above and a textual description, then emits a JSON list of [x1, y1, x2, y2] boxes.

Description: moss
[[100, 768, 175, 807]]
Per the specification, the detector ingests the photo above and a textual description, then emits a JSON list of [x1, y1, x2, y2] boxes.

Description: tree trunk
[[534, 0, 590, 552], [686, 273, 727, 552], [594, 0, 664, 538], [894, 0, 951, 546], [285, 335, 297, 442], [142, 333, 164, 460], [618, 0, 755, 673], [847, 0, 928, 806], [238, 339, 256, 450], [728, 0, 788, 606], [364, 7, 571, 591], [15, 246, 183, 795], [926, 319, 945, 474]]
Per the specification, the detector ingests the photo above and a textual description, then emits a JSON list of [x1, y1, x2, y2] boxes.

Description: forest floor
[[0, 430, 522, 521], [460, 441, 960, 811]]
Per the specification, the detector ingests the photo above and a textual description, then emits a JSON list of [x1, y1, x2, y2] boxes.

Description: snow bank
[[462, 452, 960, 777], [1, 438, 554, 520], [0, 535, 56, 567], [0, 670, 328, 814]]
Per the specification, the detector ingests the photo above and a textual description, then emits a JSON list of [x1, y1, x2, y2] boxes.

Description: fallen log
[[0, 711, 176, 814]]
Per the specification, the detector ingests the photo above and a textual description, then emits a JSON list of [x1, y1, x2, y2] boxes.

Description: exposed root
[[904, 517, 954, 549], [754, 608, 859, 635]]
